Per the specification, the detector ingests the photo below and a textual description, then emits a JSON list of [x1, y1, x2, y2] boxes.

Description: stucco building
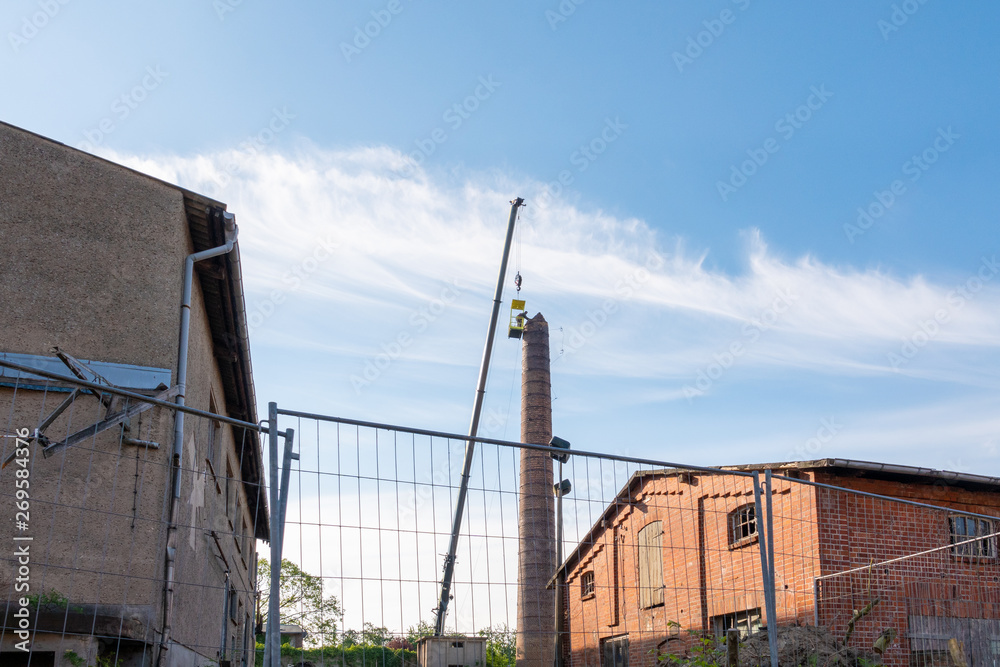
[[0, 121, 268, 667], [557, 459, 1000, 667]]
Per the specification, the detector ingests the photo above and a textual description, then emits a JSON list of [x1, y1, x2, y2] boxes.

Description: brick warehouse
[[555, 459, 1000, 667]]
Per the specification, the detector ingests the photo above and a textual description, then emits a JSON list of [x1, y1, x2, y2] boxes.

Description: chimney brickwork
[[516, 313, 556, 667]]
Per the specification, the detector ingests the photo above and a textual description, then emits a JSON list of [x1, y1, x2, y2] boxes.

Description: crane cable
[[514, 205, 523, 293]]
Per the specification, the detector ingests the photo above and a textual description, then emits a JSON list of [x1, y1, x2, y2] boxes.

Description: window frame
[[229, 580, 239, 623], [226, 459, 236, 530], [949, 515, 997, 559], [711, 608, 762, 640], [580, 570, 595, 599], [206, 394, 221, 475], [728, 504, 758, 548]]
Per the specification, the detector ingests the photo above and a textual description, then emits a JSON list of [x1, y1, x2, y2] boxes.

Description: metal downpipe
[[158, 212, 237, 667]]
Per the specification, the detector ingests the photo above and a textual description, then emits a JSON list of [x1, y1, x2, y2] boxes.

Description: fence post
[[265, 403, 280, 667], [727, 628, 739, 667], [264, 405, 298, 667], [752, 472, 779, 667], [764, 470, 779, 665]]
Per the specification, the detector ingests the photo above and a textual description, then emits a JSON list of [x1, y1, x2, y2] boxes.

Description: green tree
[[479, 624, 516, 667], [258, 558, 342, 646], [405, 620, 435, 646], [361, 622, 392, 647]]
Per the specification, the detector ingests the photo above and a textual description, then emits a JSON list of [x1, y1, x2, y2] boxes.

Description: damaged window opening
[[711, 608, 762, 639], [581, 571, 595, 598], [207, 393, 220, 473], [949, 516, 997, 558], [728, 504, 757, 547]]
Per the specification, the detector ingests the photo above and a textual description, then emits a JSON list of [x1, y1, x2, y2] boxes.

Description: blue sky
[[4, 0, 1000, 479]]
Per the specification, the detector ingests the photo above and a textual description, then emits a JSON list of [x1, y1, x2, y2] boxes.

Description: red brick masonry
[[558, 462, 1000, 667]]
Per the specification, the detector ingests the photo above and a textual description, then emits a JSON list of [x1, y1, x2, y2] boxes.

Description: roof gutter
[[819, 458, 1000, 487], [158, 212, 237, 667]]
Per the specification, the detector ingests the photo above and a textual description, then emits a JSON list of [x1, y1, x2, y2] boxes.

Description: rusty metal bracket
[[2, 349, 176, 467]]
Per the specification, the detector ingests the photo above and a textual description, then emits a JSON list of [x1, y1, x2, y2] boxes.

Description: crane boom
[[433, 196, 525, 634]]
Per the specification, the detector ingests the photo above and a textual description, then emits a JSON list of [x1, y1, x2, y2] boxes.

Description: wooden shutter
[[638, 521, 664, 608]]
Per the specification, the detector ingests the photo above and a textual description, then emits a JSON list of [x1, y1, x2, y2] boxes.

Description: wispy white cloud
[[105, 142, 1000, 395]]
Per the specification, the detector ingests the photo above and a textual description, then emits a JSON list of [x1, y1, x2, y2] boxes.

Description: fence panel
[[0, 372, 266, 667], [3, 369, 998, 667]]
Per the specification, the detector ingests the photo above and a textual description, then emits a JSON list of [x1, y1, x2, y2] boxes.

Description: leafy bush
[[254, 641, 416, 667], [660, 634, 728, 667], [479, 624, 516, 667]]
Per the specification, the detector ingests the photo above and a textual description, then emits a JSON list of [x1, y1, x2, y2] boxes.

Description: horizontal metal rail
[[276, 408, 757, 477], [6, 359, 989, 521], [815, 529, 1000, 580], [0, 357, 266, 434], [771, 473, 1000, 521], [279, 408, 1000, 522]]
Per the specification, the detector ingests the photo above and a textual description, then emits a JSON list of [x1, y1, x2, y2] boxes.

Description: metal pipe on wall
[[220, 571, 231, 660], [159, 212, 237, 667]]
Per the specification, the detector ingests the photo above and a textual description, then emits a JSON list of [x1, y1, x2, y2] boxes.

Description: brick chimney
[[516, 313, 555, 667]]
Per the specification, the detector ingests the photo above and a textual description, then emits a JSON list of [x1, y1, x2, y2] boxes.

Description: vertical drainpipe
[[158, 211, 238, 667], [221, 571, 231, 660]]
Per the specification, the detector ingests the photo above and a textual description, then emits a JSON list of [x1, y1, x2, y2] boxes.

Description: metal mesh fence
[[0, 367, 267, 667], [1, 365, 999, 667], [813, 486, 1000, 667], [255, 410, 1000, 667]]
